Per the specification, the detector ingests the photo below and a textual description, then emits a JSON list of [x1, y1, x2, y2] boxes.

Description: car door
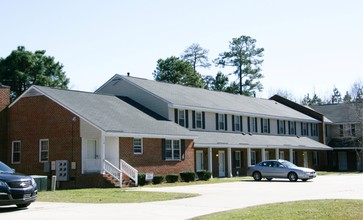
[[272, 161, 288, 178], [260, 161, 273, 177]]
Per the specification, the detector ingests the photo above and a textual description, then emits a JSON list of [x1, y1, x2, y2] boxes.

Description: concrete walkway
[[1, 174, 362, 220]]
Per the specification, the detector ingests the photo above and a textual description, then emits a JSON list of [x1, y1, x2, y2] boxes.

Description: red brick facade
[[6, 94, 196, 188], [120, 137, 195, 175]]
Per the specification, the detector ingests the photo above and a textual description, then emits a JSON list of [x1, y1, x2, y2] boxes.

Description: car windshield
[[281, 161, 298, 168], [0, 161, 14, 173]]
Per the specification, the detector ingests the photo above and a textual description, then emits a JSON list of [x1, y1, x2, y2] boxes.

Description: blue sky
[[1, 0, 362, 100]]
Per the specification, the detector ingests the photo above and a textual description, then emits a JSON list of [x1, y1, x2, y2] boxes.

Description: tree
[[301, 93, 323, 106], [152, 56, 204, 88], [181, 43, 211, 73], [0, 46, 69, 101], [331, 86, 342, 104], [343, 91, 352, 103], [214, 35, 264, 96]]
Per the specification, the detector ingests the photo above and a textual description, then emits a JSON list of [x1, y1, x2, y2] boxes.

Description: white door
[[338, 152, 348, 171], [196, 150, 204, 171], [84, 139, 100, 172], [218, 150, 225, 177], [303, 151, 308, 167]]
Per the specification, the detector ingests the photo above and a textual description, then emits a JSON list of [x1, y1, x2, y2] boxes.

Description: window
[[279, 151, 285, 160], [196, 112, 203, 129], [133, 138, 143, 154], [233, 115, 241, 131], [311, 124, 318, 136], [248, 117, 257, 133], [251, 151, 256, 165], [262, 118, 270, 133], [165, 140, 181, 160], [301, 123, 308, 136], [178, 110, 185, 127], [235, 151, 241, 168], [339, 125, 344, 137], [218, 114, 226, 130], [12, 141, 21, 164], [288, 121, 296, 135], [293, 151, 297, 164], [278, 120, 285, 134], [39, 139, 49, 162]]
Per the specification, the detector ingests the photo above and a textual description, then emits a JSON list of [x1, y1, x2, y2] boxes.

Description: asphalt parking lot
[[1, 174, 362, 220]]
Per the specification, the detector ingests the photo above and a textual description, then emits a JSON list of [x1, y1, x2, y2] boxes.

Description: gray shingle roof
[[192, 131, 331, 150], [311, 103, 362, 123], [26, 86, 195, 138], [120, 75, 318, 122]]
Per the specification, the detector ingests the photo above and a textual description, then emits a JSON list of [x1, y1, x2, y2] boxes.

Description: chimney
[[127, 72, 130, 77], [0, 84, 10, 112]]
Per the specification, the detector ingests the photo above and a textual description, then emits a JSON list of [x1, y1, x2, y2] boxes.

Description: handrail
[[103, 159, 122, 188], [121, 159, 138, 186]]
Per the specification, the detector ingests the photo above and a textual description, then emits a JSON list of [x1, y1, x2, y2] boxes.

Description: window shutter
[[225, 114, 228, 131], [288, 121, 291, 135], [162, 139, 166, 160], [232, 115, 235, 131], [294, 122, 297, 135], [284, 120, 286, 134], [301, 122, 303, 136], [185, 110, 189, 128], [215, 113, 219, 130], [248, 117, 251, 132], [260, 118, 264, 133], [174, 109, 178, 124], [268, 119, 270, 133], [240, 116, 243, 132], [277, 120, 280, 134], [307, 123, 309, 136], [202, 112, 205, 129], [181, 140, 186, 161], [255, 118, 258, 132], [192, 111, 196, 129]]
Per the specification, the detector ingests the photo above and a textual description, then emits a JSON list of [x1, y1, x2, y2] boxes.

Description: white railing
[[103, 159, 122, 187], [121, 159, 138, 186]]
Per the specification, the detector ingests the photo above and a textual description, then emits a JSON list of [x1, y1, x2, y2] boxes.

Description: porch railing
[[121, 159, 138, 186], [103, 159, 122, 187]]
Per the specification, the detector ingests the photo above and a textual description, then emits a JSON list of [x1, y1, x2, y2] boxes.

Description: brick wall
[[120, 137, 195, 175], [0, 86, 10, 162], [8, 95, 83, 186]]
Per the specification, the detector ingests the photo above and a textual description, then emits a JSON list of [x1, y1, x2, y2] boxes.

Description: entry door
[[85, 140, 100, 172], [218, 150, 225, 177], [196, 150, 204, 171], [303, 151, 308, 167], [338, 152, 348, 171]]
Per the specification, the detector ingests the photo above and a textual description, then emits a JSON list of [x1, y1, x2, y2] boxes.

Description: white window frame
[[133, 138, 143, 155], [311, 123, 318, 136], [234, 115, 241, 131], [218, 114, 225, 130], [165, 139, 181, 161], [289, 121, 296, 135], [235, 151, 241, 168], [278, 120, 285, 134], [178, 110, 185, 127], [196, 111, 203, 129], [12, 141, 21, 164], [39, 139, 49, 163]]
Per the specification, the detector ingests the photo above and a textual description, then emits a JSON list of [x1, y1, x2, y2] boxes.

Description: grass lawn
[[192, 199, 363, 220], [37, 188, 197, 203]]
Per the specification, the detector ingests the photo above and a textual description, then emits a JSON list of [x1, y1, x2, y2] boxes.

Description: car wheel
[[266, 178, 273, 181], [288, 172, 298, 182], [253, 171, 262, 181], [302, 179, 308, 182], [16, 203, 31, 208]]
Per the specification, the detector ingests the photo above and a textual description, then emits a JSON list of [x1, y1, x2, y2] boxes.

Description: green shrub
[[196, 170, 212, 181], [165, 174, 179, 183], [137, 173, 146, 186], [152, 175, 164, 184], [180, 171, 196, 182]]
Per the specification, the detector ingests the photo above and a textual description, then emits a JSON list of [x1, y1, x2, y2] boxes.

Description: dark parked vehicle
[[247, 159, 316, 182], [0, 161, 37, 208]]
